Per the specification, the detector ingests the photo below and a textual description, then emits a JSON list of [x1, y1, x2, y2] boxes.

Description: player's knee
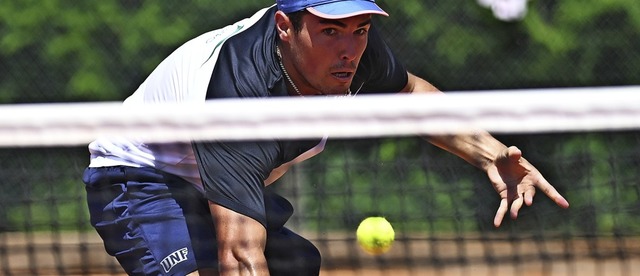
[[218, 246, 268, 274]]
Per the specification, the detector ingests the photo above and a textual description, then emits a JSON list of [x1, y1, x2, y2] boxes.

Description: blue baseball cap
[[277, 0, 388, 19]]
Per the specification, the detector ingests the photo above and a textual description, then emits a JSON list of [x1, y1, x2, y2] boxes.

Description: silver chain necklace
[[276, 46, 357, 97], [276, 46, 303, 96]]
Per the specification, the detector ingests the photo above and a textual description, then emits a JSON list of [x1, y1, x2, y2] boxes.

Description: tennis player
[[82, 1, 570, 275]]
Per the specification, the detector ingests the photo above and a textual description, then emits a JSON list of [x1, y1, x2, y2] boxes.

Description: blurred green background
[[1, 0, 639, 103]]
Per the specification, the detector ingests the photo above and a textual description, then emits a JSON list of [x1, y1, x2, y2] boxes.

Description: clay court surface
[[2, 232, 639, 275]]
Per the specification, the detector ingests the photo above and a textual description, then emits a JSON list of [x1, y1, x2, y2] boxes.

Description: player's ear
[[274, 11, 293, 42]]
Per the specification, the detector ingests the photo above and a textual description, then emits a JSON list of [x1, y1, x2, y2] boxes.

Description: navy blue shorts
[[82, 166, 321, 275]]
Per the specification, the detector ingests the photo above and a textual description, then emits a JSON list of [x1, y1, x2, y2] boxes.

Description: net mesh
[[1, 87, 640, 275]]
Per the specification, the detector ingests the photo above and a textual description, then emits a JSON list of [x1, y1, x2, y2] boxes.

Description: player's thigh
[[83, 166, 129, 227], [83, 166, 133, 256], [126, 167, 220, 275], [84, 166, 218, 275]]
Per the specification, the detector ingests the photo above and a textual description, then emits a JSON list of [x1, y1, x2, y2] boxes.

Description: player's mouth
[[332, 71, 354, 82]]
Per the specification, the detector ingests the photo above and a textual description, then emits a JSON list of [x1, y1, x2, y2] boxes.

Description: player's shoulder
[[180, 6, 276, 55], [205, 6, 281, 99]]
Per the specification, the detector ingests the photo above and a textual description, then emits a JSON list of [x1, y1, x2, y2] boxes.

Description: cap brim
[[306, 1, 389, 19]]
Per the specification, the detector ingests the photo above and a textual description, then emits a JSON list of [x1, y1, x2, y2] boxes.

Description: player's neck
[[276, 45, 304, 97]]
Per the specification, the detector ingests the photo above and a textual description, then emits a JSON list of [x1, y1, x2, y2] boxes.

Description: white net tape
[[2, 86, 639, 147]]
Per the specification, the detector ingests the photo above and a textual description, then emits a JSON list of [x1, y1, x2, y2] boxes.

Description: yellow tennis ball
[[356, 217, 395, 255]]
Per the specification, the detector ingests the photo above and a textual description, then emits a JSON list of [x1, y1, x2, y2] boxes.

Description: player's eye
[[322, 28, 337, 36], [355, 28, 369, 36]]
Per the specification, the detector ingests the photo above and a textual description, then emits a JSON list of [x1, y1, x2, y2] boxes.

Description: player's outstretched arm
[[402, 72, 570, 227], [425, 132, 569, 227]]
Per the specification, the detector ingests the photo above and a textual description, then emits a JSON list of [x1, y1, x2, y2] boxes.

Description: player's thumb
[[506, 146, 522, 162]]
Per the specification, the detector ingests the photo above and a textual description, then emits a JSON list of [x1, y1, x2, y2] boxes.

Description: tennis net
[[1, 86, 640, 275]]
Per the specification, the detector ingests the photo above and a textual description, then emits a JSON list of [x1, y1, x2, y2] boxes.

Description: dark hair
[[287, 10, 308, 33]]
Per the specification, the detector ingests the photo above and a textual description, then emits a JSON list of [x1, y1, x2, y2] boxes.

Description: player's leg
[[263, 189, 322, 275], [82, 166, 218, 275], [265, 227, 321, 275]]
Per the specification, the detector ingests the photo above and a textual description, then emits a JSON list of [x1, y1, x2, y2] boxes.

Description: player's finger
[[510, 193, 525, 219], [532, 178, 569, 208], [523, 186, 535, 206], [537, 181, 570, 209], [494, 199, 509, 228]]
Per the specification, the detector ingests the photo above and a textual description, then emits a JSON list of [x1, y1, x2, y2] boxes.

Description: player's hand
[[486, 146, 570, 227]]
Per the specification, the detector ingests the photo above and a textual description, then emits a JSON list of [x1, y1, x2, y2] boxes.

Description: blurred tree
[[2, 0, 639, 102], [377, 0, 640, 91], [0, 0, 271, 103]]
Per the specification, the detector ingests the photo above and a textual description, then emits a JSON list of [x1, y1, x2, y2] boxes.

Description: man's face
[[287, 13, 371, 96]]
